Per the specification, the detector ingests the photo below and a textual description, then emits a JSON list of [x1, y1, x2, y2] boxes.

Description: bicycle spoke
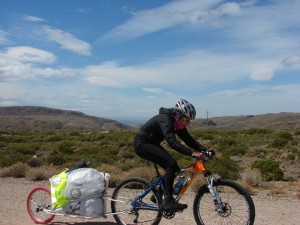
[[112, 178, 162, 225], [194, 180, 255, 225]]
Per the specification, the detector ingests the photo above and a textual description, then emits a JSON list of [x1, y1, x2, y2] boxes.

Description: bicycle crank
[[163, 211, 176, 219]]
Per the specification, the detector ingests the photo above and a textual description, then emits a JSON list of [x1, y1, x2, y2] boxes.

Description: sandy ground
[[0, 177, 299, 225]]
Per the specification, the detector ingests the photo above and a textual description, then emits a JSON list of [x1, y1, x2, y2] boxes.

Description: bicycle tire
[[27, 186, 55, 224], [111, 177, 163, 225], [193, 179, 255, 225]]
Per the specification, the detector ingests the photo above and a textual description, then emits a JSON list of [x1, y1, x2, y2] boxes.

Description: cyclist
[[134, 99, 207, 212]]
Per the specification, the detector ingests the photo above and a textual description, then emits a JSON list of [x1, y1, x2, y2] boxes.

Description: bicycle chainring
[[163, 211, 176, 219]]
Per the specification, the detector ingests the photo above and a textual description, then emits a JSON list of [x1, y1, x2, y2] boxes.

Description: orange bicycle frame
[[176, 158, 207, 201]]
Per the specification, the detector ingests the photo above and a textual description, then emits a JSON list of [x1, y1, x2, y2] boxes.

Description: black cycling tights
[[135, 143, 180, 196]]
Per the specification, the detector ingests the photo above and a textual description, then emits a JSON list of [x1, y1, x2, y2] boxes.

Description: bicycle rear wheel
[[111, 178, 163, 225], [27, 186, 55, 224], [193, 179, 255, 225]]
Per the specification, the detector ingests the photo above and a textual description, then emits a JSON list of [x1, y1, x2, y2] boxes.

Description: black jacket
[[134, 107, 206, 156]]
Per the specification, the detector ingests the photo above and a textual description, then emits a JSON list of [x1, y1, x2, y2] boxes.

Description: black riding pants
[[135, 143, 180, 196]]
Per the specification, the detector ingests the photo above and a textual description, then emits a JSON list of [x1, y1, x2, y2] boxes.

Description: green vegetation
[[0, 128, 299, 183], [251, 160, 284, 181]]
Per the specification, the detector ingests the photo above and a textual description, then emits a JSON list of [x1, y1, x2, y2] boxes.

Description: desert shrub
[[124, 166, 158, 181], [69, 131, 81, 136], [27, 157, 43, 167], [0, 156, 15, 167], [240, 168, 262, 186], [46, 135, 62, 142], [14, 145, 37, 155], [277, 131, 293, 141], [0, 162, 29, 178], [118, 159, 141, 171], [58, 141, 74, 154], [26, 166, 60, 181], [209, 157, 240, 180], [248, 148, 268, 158], [47, 154, 66, 166], [271, 138, 288, 148], [287, 153, 295, 161], [118, 151, 136, 159], [93, 149, 118, 165], [0, 141, 5, 148], [222, 145, 248, 156], [217, 137, 237, 147], [251, 160, 283, 181], [97, 163, 122, 174], [192, 130, 219, 140], [244, 128, 273, 135], [294, 129, 300, 136]]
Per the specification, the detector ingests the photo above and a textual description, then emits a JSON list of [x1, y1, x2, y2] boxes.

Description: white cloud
[[0, 48, 77, 81], [250, 68, 274, 81], [228, 1, 300, 54], [4, 46, 56, 64], [213, 86, 286, 97], [281, 54, 300, 68], [43, 26, 91, 56], [83, 50, 281, 87], [23, 15, 45, 22], [142, 87, 165, 93], [211, 2, 240, 17], [101, 0, 223, 40], [141, 87, 174, 98]]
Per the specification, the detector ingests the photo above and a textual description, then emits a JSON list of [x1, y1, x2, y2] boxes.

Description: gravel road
[[0, 177, 299, 225]]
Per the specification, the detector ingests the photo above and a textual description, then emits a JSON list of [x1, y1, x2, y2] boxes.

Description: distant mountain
[[192, 112, 300, 130], [0, 106, 299, 131], [0, 106, 130, 131]]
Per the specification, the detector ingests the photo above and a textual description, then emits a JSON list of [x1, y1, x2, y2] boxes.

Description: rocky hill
[[0, 106, 129, 130], [193, 112, 300, 130], [0, 106, 299, 131]]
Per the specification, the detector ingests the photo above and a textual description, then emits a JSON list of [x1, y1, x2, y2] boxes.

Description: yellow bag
[[49, 170, 69, 208]]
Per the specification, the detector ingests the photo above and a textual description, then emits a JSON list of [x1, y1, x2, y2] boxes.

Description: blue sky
[[0, 0, 299, 122]]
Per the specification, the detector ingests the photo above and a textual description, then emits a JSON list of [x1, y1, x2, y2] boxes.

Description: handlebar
[[192, 150, 216, 160], [204, 150, 216, 159]]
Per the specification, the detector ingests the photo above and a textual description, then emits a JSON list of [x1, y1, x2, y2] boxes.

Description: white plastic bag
[[84, 197, 106, 217], [64, 168, 110, 200], [54, 197, 106, 217]]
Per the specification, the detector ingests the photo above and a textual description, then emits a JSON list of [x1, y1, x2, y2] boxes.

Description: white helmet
[[175, 99, 196, 120]]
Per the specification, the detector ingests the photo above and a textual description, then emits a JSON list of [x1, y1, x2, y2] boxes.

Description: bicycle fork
[[205, 175, 225, 213]]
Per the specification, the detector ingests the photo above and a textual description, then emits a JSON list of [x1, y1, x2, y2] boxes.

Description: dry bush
[[0, 162, 29, 178], [97, 163, 122, 175], [240, 168, 262, 186], [237, 169, 263, 196], [191, 175, 206, 192], [96, 164, 158, 187], [96, 164, 124, 187], [268, 181, 300, 198], [123, 166, 158, 181], [96, 165, 159, 187], [26, 166, 60, 181]]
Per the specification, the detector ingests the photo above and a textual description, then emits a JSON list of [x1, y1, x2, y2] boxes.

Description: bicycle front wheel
[[27, 186, 55, 224], [111, 177, 163, 225], [193, 179, 255, 225]]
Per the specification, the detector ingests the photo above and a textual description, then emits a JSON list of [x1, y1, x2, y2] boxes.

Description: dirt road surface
[[0, 178, 299, 225]]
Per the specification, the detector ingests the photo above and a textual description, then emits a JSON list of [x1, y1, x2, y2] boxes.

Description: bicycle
[[26, 150, 255, 225], [111, 150, 255, 225]]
